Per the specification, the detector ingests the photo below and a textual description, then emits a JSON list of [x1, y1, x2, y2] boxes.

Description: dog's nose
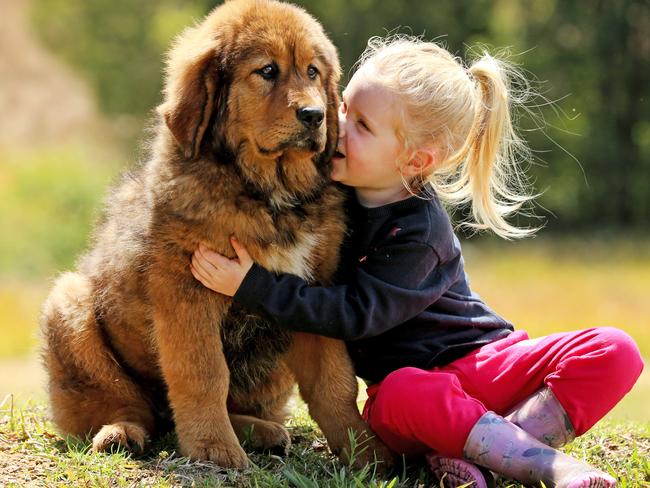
[[297, 106, 324, 130]]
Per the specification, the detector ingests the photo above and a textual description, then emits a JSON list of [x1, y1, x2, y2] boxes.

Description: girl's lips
[[333, 150, 345, 159]]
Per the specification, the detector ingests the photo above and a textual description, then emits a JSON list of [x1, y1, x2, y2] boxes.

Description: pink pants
[[362, 327, 644, 458]]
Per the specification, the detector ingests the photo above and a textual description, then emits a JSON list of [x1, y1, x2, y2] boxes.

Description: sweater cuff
[[233, 262, 275, 310]]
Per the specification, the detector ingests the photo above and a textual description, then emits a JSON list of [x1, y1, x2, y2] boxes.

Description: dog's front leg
[[149, 267, 248, 468], [285, 334, 395, 472]]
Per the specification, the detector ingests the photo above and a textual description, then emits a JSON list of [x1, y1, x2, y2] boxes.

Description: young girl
[[190, 36, 643, 488]]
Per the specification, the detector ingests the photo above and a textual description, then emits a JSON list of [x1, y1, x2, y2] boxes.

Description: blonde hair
[[356, 35, 537, 239]]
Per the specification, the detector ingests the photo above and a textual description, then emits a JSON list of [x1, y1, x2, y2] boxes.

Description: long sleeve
[[232, 192, 514, 383], [233, 240, 441, 341]]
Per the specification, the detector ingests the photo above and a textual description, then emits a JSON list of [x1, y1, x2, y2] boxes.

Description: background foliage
[[31, 0, 650, 231]]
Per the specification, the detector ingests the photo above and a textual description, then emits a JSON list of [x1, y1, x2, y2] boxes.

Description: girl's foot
[[425, 453, 495, 488], [463, 412, 617, 487], [555, 467, 617, 488]]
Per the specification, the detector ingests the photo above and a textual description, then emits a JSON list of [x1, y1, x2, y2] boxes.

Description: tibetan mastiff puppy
[[41, 0, 392, 469]]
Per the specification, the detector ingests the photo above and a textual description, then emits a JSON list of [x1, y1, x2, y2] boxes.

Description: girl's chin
[[330, 161, 345, 181]]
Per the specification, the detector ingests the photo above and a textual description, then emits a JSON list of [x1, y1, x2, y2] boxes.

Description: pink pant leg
[[446, 327, 644, 436], [363, 367, 487, 458], [538, 327, 643, 434], [363, 327, 643, 459]]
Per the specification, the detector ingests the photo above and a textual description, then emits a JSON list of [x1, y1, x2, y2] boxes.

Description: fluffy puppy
[[41, 0, 393, 470]]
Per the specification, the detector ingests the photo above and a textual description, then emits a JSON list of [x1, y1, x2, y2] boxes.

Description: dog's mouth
[[256, 134, 325, 159]]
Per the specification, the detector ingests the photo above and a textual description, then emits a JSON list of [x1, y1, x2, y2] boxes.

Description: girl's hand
[[190, 237, 253, 297]]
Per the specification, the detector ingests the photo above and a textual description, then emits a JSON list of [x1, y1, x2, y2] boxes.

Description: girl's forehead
[[345, 69, 395, 104]]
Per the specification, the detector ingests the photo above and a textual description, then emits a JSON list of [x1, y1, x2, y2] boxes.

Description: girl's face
[[331, 68, 408, 203]]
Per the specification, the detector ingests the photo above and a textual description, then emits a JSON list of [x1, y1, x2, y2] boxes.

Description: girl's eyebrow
[[363, 119, 375, 134], [342, 91, 376, 131], [356, 107, 376, 131]]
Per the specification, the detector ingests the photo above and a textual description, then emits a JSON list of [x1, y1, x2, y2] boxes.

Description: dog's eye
[[256, 64, 278, 80], [307, 65, 319, 80]]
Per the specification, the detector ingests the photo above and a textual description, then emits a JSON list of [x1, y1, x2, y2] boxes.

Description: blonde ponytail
[[437, 53, 537, 239], [357, 37, 539, 240]]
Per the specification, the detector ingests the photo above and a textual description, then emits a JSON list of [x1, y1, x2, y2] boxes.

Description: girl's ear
[[402, 147, 439, 176]]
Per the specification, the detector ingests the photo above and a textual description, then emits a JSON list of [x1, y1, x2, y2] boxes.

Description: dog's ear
[[322, 47, 342, 164], [160, 41, 221, 161]]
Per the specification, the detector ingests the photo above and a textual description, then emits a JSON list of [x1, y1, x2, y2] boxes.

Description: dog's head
[[160, 0, 341, 200]]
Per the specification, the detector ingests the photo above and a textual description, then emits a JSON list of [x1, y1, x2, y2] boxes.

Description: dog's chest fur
[[263, 227, 320, 281], [221, 203, 328, 395]]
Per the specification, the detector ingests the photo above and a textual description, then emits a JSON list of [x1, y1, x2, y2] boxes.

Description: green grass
[[1, 397, 648, 487]]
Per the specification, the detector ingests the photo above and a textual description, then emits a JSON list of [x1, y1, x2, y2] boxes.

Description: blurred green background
[[0, 0, 648, 422]]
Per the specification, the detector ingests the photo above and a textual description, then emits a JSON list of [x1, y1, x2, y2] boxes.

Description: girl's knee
[[369, 368, 422, 420], [372, 367, 460, 419], [595, 326, 644, 380], [367, 368, 428, 449], [368, 368, 482, 457], [380, 367, 424, 394], [379, 367, 462, 399]]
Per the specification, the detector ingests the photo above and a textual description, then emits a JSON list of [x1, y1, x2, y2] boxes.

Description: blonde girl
[[190, 36, 642, 487]]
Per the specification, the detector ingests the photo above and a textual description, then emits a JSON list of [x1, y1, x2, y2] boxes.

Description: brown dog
[[40, 0, 393, 470]]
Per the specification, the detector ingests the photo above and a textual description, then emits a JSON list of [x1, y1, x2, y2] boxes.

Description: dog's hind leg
[[41, 272, 155, 453], [284, 333, 395, 471], [228, 362, 295, 452], [229, 414, 291, 453]]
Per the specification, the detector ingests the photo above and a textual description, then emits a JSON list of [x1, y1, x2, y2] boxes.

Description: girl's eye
[[358, 119, 369, 131], [256, 64, 278, 80], [307, 65, 319, 80]]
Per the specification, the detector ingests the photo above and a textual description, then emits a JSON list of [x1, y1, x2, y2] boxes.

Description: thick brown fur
[[41, 0, 393, 470]]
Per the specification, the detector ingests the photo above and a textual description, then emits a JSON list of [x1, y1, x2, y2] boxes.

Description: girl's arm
[[191, 236, 441, 341]]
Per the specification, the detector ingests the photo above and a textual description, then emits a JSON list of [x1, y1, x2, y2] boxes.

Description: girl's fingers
[[190, 262, 209, 287], [191, 253, 210, 279], [197, 243, 222, 267], [211, 252, 235, 270], [196, 244, 217, 266], [231, 236, 252, 265], [192, 251, 216, 278], [199, 245, 236, 270]]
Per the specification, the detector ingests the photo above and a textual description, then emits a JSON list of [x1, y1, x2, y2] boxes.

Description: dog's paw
[[330, 429, 395, 474], [246, 420, 291, 453], [92, 421, 148, 453], [182, 440, 250, 469], [354, 435, 395, 474]]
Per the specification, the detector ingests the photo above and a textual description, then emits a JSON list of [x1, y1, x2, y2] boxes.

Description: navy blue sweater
[[234, 188, 513, 383]]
